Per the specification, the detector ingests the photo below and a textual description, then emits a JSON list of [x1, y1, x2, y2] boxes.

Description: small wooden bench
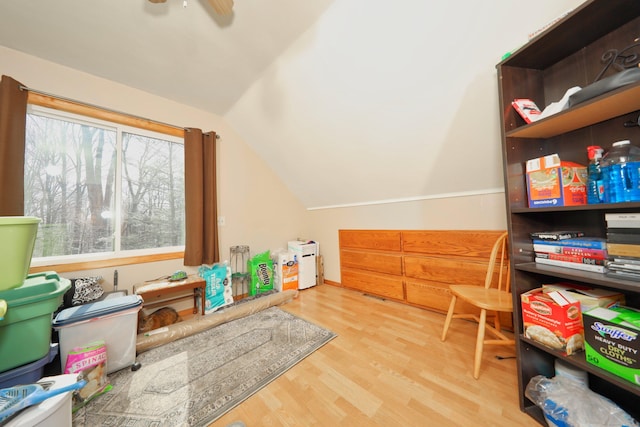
[[133, 275, 206, 315]]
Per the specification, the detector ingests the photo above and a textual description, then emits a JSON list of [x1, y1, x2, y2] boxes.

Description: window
[[25, 106, 185, 264]]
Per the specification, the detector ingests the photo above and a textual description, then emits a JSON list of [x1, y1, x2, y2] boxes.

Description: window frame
[[26, 92, 186, 273]]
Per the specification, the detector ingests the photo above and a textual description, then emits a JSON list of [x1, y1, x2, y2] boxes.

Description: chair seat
[[450, 285, 513, 312]]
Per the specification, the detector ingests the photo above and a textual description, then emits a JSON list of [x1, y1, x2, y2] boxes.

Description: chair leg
[[473, 308, 487, 379], [441, 295, 457, 341], [493, 310, 502, 332]]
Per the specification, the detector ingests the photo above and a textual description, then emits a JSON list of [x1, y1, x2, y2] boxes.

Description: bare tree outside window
[[121, 132, 185, 250], [24, 109, 185, 260]]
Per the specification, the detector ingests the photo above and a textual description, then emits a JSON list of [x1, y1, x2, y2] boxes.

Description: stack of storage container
[[0, 217, 70, 388]]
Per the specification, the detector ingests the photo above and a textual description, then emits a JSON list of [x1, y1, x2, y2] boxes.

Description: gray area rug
[[72, 306, 336, 426]]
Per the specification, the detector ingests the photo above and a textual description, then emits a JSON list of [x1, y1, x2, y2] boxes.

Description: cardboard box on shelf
[[583, 306, 640, 386], [525, 154, 587, 208], [541, 283, 625, 312], [521, 288, 584, 355]]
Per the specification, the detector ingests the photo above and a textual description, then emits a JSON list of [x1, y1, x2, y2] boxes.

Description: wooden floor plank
[[212, 284, 539, 427]]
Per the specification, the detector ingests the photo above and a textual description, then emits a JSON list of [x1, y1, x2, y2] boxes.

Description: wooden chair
[[440, 231, 514, 379]]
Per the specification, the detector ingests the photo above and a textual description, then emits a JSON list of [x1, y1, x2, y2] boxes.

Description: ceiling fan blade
[[207, 0, 234, 15], [148, 0, 168, 3]]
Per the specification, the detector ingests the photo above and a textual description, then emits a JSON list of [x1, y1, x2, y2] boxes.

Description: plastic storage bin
[[53, 295, 143, 374], [0, 272, 70, 372], [0, 216, 40, 290], [4, 374, 78, 427], [0, 343, 58, 389]]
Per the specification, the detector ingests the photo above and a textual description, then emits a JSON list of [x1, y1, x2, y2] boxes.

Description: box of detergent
[[525, 154, 587, 208]]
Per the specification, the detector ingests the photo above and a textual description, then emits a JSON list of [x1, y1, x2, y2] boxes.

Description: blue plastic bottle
[[601, 140, 640, 203], [586, 145, 604, 204]]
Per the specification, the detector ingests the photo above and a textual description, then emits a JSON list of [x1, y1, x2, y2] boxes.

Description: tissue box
[[583, 306, 640, 385], [521, 288, 584, 355], [526, 154, 587, 208]]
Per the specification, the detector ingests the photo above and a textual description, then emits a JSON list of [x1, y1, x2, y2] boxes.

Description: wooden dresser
[[339, 229, 510, 324]]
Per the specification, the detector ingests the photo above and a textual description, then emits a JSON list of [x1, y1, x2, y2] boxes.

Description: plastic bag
[[248, 250, 274, 296], [525, 375, 639, 427], [63, 340, 111, 412], [199, 262, 234, 314]]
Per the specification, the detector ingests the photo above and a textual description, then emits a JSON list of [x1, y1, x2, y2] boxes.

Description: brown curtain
[[184, 128, 219, 266], [0, 75, 27, 216]]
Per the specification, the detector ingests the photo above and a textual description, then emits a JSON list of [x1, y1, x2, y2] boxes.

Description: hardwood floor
[[213, 284, 540, 427]]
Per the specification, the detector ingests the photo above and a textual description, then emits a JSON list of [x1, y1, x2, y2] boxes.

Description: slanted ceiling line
[[307, 188, 505, 211]]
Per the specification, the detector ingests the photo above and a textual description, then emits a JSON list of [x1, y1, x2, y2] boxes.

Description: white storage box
[[5, 374, 77, 427], [53, 295, 142, 374]]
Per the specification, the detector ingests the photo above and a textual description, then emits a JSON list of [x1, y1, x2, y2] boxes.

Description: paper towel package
[[274, 251, 298, 292]]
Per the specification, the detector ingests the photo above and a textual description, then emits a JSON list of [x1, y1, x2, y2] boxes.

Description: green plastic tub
[[0, 271, 70, 372], [0, 216, 40, 290]]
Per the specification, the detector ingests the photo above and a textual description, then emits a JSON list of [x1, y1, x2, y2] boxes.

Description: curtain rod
[[19, 85, 220, 139]]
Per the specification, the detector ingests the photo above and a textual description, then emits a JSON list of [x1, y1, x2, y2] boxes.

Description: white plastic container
[[5, 374, 77, 427], [53, 295, 142, 374]]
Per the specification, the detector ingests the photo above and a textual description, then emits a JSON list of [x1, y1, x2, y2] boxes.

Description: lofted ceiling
[[0, 0, 584, 209], [0, 0, 334, 115]]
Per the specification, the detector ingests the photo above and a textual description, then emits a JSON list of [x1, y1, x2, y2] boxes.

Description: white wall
[[226, 0, 586, 209], [0, 46, 311, 294], [224, 0, 584, 282]]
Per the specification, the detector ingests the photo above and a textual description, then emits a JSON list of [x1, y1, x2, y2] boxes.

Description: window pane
[[24, 114, 117, 257], [121, 132, 185, 250]]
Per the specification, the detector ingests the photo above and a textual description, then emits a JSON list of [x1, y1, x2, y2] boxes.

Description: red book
[[512, 98, 542, 123], [532, 243, 607, 259], [535, 252, 606, 266]]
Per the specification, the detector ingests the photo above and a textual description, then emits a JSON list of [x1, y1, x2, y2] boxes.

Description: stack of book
[[530, 230, 607, 273], [605, 213, 640, 280]]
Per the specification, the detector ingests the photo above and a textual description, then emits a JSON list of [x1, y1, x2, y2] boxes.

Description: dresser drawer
[[340, 249, 402, 275], [404, 256, 489, 285], [341, 269, 404, 300], [339, 230, 401, 251], [406, 280, 479, 313], [402, 230, 504, 258]]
